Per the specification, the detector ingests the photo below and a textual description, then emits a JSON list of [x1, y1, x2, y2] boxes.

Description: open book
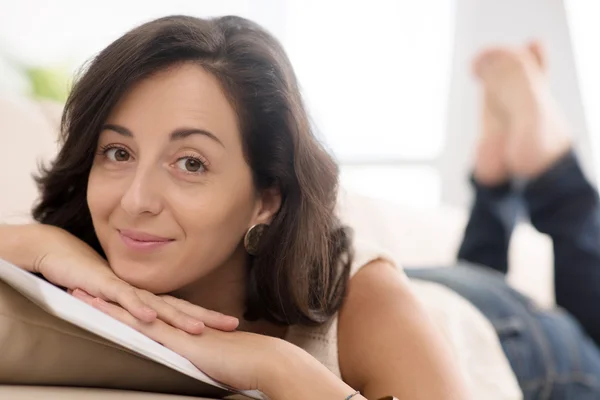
[[0, 258, 266, 400]]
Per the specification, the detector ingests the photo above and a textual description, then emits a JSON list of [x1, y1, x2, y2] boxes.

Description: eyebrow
[[101, 124, 225, 147]]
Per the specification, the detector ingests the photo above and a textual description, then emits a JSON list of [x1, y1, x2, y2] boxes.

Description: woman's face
[[87, 63, 279, 293]]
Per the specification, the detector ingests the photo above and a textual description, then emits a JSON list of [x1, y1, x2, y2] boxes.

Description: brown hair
[[33, 15, 353, 326]]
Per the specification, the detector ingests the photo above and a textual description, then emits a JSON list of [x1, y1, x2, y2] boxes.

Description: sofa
[[0, 93, 554, 399]]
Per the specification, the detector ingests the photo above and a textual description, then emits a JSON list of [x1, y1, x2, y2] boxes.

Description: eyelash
[[96, 144, 209, 174], [176, 152, 209, 175], [97, 144, 130, 158]]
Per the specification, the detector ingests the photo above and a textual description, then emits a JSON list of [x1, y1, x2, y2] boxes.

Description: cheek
[[170, 178, 257, 258], [87, 167, 122, 224], [173, 190, 251, 244]]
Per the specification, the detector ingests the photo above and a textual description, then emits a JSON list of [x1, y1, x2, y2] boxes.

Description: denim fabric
[[406, 266, 600, 399], [406, 152, 600, 399]]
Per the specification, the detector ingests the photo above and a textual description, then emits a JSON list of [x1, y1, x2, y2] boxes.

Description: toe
[[527, 40, 547, 70]]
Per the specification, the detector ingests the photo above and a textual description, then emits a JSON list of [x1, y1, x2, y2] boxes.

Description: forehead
[[106, 63, 240, 147]]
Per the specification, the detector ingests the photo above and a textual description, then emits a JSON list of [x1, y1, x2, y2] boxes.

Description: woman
[[0, 15, 467, 400], [0, 15, 598, 400]]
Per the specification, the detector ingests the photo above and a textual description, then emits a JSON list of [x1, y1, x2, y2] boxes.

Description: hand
[[20, 224, 239, 333], [72, 289, 297, 394]]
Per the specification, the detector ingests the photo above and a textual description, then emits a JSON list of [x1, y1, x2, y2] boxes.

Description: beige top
[[285, 240, 523, 400]]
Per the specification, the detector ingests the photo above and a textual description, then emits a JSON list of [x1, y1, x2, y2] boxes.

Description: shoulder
[[337, 259, 414, 387], [337, 260, 468, 398]]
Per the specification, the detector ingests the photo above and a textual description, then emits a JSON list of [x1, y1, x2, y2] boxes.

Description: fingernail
[[142, 306, 156, 315], [189, 318, 204, 328], [94, 298, 109, 308], [73, 289, 90, 299], [218, 313, 237, 322]]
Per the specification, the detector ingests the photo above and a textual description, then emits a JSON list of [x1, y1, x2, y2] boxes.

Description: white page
[[0, 258, 266, 400]]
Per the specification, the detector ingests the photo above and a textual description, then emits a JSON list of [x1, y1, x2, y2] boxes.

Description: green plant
[[24, 66, 70, 102]]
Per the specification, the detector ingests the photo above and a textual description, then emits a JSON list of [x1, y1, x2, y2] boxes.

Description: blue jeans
[[406, 152, 600, 399]]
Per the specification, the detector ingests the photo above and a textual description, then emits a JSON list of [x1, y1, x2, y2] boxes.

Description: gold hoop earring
[[244, 223, 268, 256]]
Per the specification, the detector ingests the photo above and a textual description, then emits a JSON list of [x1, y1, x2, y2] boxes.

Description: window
[[284, 1, 454, 206], [565, 1, 600, 185]]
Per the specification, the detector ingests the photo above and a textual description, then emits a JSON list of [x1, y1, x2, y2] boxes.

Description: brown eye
[[176, 157, 205, 173], [185, 159, 201, 172], [105, 147, 131, 162]]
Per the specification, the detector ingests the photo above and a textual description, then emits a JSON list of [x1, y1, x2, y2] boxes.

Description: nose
[[120, 165, 163, 217]]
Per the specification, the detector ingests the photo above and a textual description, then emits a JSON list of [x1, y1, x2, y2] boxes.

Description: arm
[[81, 260, 468, 399], [337, 260, 469, 399], [75, 285, 367, 400], [266, 260, 468, 399], [240, 260, 468, 399], [0, 223, 47, 271], [0, 223, 237, 333], [264, 344, 368, 399]]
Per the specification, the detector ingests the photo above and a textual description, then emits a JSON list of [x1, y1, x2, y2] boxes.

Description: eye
[[103, 146, 131, 162], [175, 156, 206, 173]]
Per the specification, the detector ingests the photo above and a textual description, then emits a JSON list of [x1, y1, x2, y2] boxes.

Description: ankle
[[508, 137, 572, 179], [473, 168, 510, 187]]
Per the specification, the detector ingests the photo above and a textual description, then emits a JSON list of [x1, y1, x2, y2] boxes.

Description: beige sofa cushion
[[0, 96, 60, 224], [0, 280, 228, 398], [338, 190, 554, 308]]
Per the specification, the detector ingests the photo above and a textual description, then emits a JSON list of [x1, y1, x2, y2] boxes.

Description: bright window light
[[341, 165, 441, 207], [285, 0, 455, 163], [565, 0, 600, 185], [1, 0, 452, 207]]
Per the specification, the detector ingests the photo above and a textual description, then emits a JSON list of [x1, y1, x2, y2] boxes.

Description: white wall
[[566, 1, 600, 182], [441, 0, 592, 207]]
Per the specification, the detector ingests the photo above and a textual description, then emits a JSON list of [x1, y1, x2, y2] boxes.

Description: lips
[[119, 229, 173, 242], [118, 229, 174, 251]]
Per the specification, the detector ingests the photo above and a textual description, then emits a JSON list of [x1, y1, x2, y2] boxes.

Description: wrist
[[260, 339, 359, 400], [258, 338, 298, 396]]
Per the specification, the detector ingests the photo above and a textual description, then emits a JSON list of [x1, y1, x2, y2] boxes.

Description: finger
[[89, 296, 179, 347], [72, 288, 96, 305], [472, 48, 497, 78], [73, 290, 179, 349], [527, 40, 546, 70], [161, 295, 239, 331], [72, 288, 93, 297], [99, 280, 157, 323], [138, 293, 206, 334]]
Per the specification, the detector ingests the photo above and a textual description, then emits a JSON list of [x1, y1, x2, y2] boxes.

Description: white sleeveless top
[[284, 239, 523, 400]]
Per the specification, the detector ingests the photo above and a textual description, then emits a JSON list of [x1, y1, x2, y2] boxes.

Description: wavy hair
[[33, 15, 353, 326]]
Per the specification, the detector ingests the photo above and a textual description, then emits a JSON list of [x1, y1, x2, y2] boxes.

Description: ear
[[252, 186, 282, 226]]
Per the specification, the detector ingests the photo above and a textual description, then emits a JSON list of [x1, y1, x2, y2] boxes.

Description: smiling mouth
[[118, 229, 175, 251]]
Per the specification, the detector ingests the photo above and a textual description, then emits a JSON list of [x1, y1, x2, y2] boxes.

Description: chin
[[109, 258, 178, 294]]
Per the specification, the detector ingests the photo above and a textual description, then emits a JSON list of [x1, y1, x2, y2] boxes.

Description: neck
[[173, 246, 247, 319], [170, 247, 288, 338]]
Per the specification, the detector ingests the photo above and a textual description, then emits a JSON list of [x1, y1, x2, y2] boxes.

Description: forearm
[[263, 345, 367, 400], [0, 224, 42, 271]]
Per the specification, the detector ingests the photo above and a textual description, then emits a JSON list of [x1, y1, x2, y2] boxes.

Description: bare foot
[[473, 88, 509, 186], [472, 42, 571, 179]]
